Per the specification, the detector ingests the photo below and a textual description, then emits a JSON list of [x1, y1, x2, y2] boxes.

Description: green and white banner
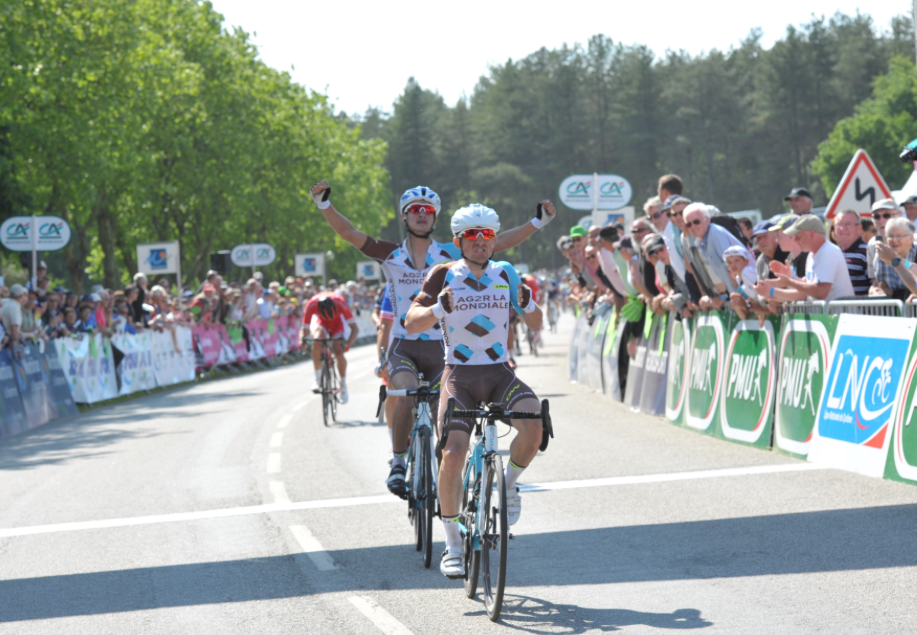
[[665, 313, 691, 426], [773, 314, 837, 459], [715, 317, 780, 448], [885, 334, 917, 485], [685, 311, 728, 433]]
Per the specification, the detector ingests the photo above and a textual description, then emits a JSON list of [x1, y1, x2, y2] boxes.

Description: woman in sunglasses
[[310, 180, 554, 499], [405, 203, 545, 578]]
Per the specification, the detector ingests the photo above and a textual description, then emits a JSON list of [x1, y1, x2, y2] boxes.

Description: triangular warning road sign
[[824, 149, 892, 219]]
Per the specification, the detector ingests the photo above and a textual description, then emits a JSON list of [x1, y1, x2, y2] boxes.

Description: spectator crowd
[[0, 261, 382, 350], [557, 173, 917, 357]]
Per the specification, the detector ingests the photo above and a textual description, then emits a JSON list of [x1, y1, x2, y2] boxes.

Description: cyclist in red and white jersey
[[300, 292, 359, 403]]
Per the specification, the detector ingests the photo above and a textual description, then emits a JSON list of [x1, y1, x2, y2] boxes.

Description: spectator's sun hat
[[615, 236, 634, 251], [768, 215, 797, 232], [570, 225, 587, 238], [784, 215, 825, 236], [784, 187, 812, 200], [723, 245, 752, 261], [9, 284, 27, 297], [661, 195, 679, 212], [871, 198, 899, 212], [751, 220, 775, 236], [644, 235, 666, 255], [598, 225, 619, 241]]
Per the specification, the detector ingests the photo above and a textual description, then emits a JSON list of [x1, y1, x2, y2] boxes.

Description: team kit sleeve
[[498, 262, 525, 315], [335, 297, 356, 323], [380, 285, 394, 321], [414, 264, 450, 308], [359, 236, 399, 262], [301, 298, 317, 325]]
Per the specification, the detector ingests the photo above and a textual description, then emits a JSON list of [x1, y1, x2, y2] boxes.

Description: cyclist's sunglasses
[[872, 211, 894, 220], [461, 228, 496, 240], [406, 204, 437, 215]]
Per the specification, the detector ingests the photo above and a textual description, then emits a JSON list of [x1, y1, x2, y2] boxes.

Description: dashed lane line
[[269, 481, 290, 503], [0, 463, 828, 538], [266, 452, 282, 474], [277, 414, 293, 428], [292, 401, 308, 412], [348, 596, 414, 635], [270, 432, 284, 448], [289, 524, 338, 571]]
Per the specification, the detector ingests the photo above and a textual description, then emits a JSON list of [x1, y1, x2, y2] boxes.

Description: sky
[[208, 0, 912, 116]]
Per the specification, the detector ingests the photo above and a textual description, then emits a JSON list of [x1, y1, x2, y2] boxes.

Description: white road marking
[[290, 524, 337, 571], [519, 462, 828, 493], [292, 401, 308, 412], [0, 463, 828, 539], [270, 432, 284, 448], [269, 481, 290, 503], [348, 596, 413, 635], [277, 414, 293, 428], [266, 452, 282, 474]]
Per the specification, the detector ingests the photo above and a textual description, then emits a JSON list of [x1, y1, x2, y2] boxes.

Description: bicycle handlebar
[[451, 409, 541, 420], [386, 388, 441, 398]]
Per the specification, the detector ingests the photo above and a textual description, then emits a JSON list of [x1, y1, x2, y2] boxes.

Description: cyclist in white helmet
[[405, 203, 546, 578], [309, 180, 555, 497]]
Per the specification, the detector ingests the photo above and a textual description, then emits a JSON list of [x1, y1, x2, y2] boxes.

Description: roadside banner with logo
[[569, 315, 585, 381], [10, 342, 50, 429], [665, 314, 691, 426], [296, 253, 325, 279], [576, 313, 595, 386], [136, 241, 181, 275], [685, 311, 729, 434], [584, 305, 611, 393], [55, 334, 117, 404], [150, 327, 195, 387], [231, 244, 276, 267], [715, 317, 779, 448], [227, 324, 250, 363], [191, 325, 222, 370], [0, 349, 29, 437], [623, 333, 647, 412], [261, 319, 281, 358], [0, 215, 71, 252], [246, 319, 268, 361], [773, 314, 837, 459], [884, 329, 917, 485], [112, 331, 157, 395], [808, 314, 914, 477], [35, 341, 79, 421], [287, 316, 300, 350], [602, 311, 625, 402], [640, 312, 670, 416]]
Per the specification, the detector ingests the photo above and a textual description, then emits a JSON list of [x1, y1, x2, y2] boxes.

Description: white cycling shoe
[[506, 486, 521, 525], [440, 546, 465, 579], [310, 380, 320, 393], [338, 384, 348, 404]]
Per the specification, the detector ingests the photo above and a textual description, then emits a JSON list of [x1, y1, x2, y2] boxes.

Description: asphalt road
[[2, 313, 917, 634]]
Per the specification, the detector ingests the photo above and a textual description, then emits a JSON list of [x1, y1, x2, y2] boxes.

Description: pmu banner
[[568, 315, 585, 382], [623, 333, 646, 412], [602, 311, 625, 402], [55, 334, 118, 404], [584, 305, 612, 393], [639, 312, 670, 416], [665, 313, 691, 426], [112, 331, 157, 395], [885, 332, 917, 485], [773, 314, 837, 459], [0, 349, 28, 437], [809, 314, 914, 477], [684, 311, 729, 434], [715, 317, 779, 448]]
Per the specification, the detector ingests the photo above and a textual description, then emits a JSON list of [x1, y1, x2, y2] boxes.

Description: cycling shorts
[[310, 316, 345, 340], [387, 338, 445, 387], [439, 363, 537, 435]]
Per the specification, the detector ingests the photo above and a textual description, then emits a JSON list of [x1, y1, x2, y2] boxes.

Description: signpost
[[137, 241, 182, 300], [231, 243, 277, 277], [0, 215, 71, 289], [561, 174, 635, 229], [824, 149, 893, 219], [296, 253, 325, 280]]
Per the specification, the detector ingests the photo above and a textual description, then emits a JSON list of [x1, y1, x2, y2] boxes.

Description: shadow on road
[[3, 503, 917, 622], [468, 594, 711, 632]]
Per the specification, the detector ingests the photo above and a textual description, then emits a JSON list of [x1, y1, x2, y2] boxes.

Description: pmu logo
[[726, 349, 768, 406], [779, 352, 820, 415], [146, 248, 168, 270], [690, 342, 716, 392], [565, 180, 592, 199], [819, 335, 907, 445]]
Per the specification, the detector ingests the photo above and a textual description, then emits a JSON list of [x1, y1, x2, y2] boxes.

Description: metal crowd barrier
[[906, 299, 917, 319], [783, 301, 827, 315], [827, 299, 905, 317]]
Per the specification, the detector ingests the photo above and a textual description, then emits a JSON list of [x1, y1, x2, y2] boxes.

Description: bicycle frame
[[460, 421, 498, 552]]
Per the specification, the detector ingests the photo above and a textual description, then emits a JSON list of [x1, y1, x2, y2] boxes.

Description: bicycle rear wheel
[[406, 436, 422, 551], [481, 454, 508, 622], [462, 465, 480, 599], [420, 427, 434, 568], [329, 359, 338, 422]]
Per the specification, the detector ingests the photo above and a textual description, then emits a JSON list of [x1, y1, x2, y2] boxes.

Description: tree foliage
[[0, 0, 390, 290], [360, 12, 913, 269]]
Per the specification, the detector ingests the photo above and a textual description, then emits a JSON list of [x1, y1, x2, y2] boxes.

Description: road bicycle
[[546, 299, 559, 333], [314, 339, 340, 426], [377, 375, 440, 568], [441, 398, 553, 621]]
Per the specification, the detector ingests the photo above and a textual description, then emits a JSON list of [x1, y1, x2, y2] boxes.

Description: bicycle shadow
[[465, 594, 712, 632]]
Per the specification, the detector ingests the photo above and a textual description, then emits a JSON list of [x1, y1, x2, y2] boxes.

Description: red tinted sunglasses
[[461, 228, 496, 240], [406, 204, 436, 215]]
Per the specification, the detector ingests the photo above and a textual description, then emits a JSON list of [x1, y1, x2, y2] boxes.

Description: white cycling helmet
[[451, 204, 501, 237], [399, 186, 442, 215]]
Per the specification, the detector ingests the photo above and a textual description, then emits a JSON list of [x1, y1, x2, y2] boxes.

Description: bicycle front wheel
[[321, 359, 332, 427], [462, 465, 480, 599], [420, 427, 435, 569], [481, 454, 508, 622]]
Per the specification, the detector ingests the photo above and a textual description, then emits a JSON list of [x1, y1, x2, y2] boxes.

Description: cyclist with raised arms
[[405, 203, 545, 578], [299, 292, 359, 404], [309, 181, 555, 497]]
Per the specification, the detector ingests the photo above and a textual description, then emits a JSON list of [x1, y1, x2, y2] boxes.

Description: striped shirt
[[842, 237, 870, 296]]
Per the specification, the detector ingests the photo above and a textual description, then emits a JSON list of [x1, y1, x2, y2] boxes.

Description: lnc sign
[[558, 174, 632, 211]]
